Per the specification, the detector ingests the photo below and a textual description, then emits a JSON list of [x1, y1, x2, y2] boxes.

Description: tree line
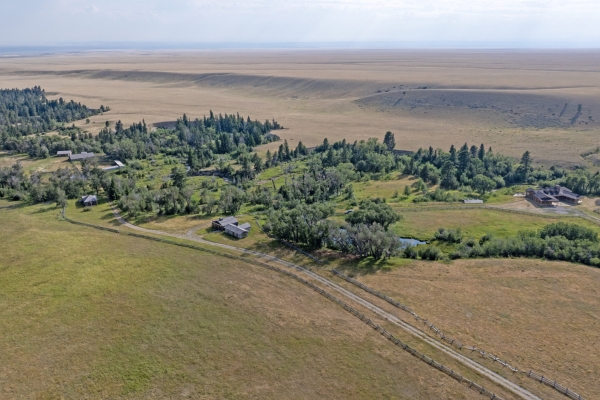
[[0, 87, 103, 141]]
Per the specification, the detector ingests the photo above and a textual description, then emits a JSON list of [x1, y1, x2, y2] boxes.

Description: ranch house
[[212, 217, 251, 238], [526, 186, 583, 207]]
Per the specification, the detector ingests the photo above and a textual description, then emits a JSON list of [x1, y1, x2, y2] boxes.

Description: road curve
[[110, 207, 541, 400]]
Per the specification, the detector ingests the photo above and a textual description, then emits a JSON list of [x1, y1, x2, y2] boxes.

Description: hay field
[[351, 258, 600, 399], [0, 204, 493, 399], [1, 50, 600, 166]]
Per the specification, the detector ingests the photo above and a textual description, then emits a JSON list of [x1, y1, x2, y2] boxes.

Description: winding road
[[110, 206, 542, 400]]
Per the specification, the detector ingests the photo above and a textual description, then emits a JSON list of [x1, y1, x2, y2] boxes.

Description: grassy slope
[[0, 204, 485, 399]]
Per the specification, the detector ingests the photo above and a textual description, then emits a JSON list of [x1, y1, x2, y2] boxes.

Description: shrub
[[403, 244, 418, 259], [434, 227, 462, 243], [418, 245, 444, 260], [540, 222, 598, 242]]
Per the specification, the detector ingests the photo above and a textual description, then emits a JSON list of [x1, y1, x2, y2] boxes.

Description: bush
[[434, 228, 462, 243], [403, 244, 418, 259], [540, 222, 598, 242], [83, 206, 92, 212], [418, 245, 444, 260]]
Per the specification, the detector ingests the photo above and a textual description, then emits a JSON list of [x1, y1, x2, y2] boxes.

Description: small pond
[[399, 237, 426, 247]]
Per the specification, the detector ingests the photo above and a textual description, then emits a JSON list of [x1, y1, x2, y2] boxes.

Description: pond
[[399, 237, 426, 247]]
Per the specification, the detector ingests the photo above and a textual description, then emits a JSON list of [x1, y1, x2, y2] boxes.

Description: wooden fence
[[332, 269, 585, 400], [59, 210, 501, 399], [527, 371, 584, 400]]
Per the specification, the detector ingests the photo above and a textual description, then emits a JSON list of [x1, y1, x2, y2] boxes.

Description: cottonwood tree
[[383, 131, 396, 151], [345, 200, 401, 230], [471, 174, 496, 194]]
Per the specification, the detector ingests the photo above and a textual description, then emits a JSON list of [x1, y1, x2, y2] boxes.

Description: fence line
[[332, 269, 585, 400], [526, 371, 584, 400], [60, 209, 501, 399]]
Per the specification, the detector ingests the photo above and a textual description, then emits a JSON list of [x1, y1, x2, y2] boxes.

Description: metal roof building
[[69, 152, 95, 161]]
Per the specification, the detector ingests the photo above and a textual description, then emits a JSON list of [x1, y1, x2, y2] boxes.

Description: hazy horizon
[[2, 1, 600, 49]]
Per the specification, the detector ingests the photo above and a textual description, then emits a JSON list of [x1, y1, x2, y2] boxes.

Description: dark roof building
[[212, 216, 239, 230], [526, 185, 583, 207], [81, 195, 98, 207]]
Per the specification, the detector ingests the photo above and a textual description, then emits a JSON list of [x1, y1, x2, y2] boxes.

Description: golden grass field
[[1, 50, 600, 166], [350, 258, 600, 400]]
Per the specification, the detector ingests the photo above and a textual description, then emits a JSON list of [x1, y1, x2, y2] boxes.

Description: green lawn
[[392, 208, 600, 240]]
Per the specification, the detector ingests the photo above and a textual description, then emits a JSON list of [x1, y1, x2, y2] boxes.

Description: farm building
[[81, 195, 98, 207], [526, 186, 583, 207], [212, 216, 239, 230], [102, 160, 126, 171], [212, 217, 251, 238], [69, 152, 95, 161], [56, 150, 72, 157], [463, 199, 483, 204], [224, 223, 252, 239]]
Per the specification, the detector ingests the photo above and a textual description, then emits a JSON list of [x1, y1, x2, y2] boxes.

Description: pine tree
[[478, 144, 485, 160]]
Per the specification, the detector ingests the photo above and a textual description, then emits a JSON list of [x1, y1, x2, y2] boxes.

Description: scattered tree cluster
[[417, 222, 600, 267]]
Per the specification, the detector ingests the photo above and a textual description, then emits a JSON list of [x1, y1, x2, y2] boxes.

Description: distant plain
[[1, 49, 600, 166]]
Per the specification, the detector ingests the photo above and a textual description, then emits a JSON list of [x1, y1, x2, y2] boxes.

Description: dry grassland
[[1, 50, 600, 166], [0, 204, 493, 399], [351, 258, 600, 399]]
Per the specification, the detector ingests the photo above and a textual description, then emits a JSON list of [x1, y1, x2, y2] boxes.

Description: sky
[[1, 0, 600, 48]]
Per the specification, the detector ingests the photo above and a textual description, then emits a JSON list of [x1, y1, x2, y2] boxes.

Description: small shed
[[212, 216, 239, 231], [224, 223, 250, 239], [56, 150, 72, 157], [464, 199, 484, 204], [81, 195, 98, 207], [114, 160, 125, 168]]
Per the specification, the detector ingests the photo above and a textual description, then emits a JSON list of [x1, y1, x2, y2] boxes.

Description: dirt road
[[110, 206, 543, 400]]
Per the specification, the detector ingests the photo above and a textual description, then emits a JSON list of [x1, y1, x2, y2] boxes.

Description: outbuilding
[[81, 195, 98, 207], [224, 223, 251, 239], [212, 216, 239, 230], [69, 152, 95, 161], [56, 150, 72, 157]]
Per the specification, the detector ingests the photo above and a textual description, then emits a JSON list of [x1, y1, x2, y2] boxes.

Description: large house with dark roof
[[526, 185, 583, 207]]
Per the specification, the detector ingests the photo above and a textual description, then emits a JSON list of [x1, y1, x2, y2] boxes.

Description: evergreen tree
[[383, 131, 396, 151], [478, 143, 486, 160]]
